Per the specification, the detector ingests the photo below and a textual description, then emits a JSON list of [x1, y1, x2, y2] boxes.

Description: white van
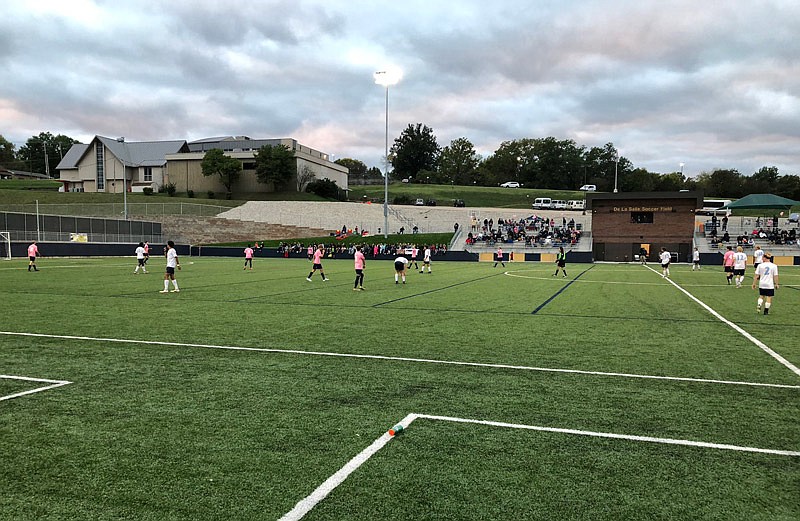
[[551, 200, 567, 210], [698, 199, 732, 215], [567, 200, 585, 210], [533, 197, 552, 209]]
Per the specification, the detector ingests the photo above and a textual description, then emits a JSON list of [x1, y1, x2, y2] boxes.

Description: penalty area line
[[0, 374, 72, 402], [644, 265, 800, 378], [0, 330, 798, 390], [280, 412, 799, 520]]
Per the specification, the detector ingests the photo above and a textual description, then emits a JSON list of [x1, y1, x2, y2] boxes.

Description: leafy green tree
[[743, 166, 779, 194], [201, 148, 242, 199], [695, 169, 744, 198], [621, 168, 657, 192], [17, 132, 81, 177], [306, 178, 342, 200], [254, 144, 295, 190], [656, 172, 689, 192], [438, 137, 481, 185], [0, 135, 17, 167], [334, 158, 367, 181], [775, 174, 800, 200], [390, 123, 440, 180]]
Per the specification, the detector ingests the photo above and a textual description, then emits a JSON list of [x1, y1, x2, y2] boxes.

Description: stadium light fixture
[[374, 68, 402, 238]]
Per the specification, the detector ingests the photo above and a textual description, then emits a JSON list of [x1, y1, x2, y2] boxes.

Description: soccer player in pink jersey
[[722, 245, 735, 285], [493, 246, 505, 268], [27, 241, 40, 271], [353, 246, 366, 290], [306, 245, 328, 281], [243, 244, 254, 271]]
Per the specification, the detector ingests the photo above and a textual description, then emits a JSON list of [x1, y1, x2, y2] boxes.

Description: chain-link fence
[[1, 212, 162, 244], [0, 202, 231, 218]]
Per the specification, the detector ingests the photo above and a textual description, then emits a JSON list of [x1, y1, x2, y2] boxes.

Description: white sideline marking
[[1, 331, 797, 389], [279, 413, 418, 521], [645, 266, 800, 378], [0, 374, 72, 401], [281, 413, 800, 520]]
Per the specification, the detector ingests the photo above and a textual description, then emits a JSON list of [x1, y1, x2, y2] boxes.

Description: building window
[[95, 143, 105, 190], [631, 212, 654, 224], [144, 167, 152, 182]]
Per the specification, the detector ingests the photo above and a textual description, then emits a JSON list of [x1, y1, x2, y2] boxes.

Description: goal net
[[0, 232, 10, 260]]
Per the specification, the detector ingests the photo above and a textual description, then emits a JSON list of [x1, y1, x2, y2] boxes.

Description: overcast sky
[[2, 0, 799, 178]]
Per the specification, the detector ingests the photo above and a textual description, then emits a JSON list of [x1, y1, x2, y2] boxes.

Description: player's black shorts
[[661, 262, 670, 269], [312, 263, 323, 270], [724, 266, 733, 272], [394, 261, 405, 271], [355, 269, 363, 275], [29, 256, 36, 262], [753, 262, 760, 270], [759, 288, 775, 297], [138, 259, 146, 266], [733, 268, 745, 276], [557, 260, 566, 268], [166, 267, 175, 275]]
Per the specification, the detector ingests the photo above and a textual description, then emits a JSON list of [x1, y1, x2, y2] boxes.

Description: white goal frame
[[0, 232, 10, 261]]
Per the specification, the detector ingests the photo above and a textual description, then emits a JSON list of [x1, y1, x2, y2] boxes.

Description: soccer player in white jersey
[[752, 252, 779, 315], [394, 255, 409, 284], [134, 242, 147, 274], [752, 245, 764, 272], [732, 246, 748, 288], [659, 247, 671, 278], [161, 241, 180, 293], [421, 246, 432, 273], [692, 247, 700, 271]]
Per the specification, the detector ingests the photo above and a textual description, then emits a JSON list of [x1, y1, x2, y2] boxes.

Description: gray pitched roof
[[55, 143, 89, 170]]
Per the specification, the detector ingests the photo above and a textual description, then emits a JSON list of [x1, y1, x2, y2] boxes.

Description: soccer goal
[[0, 232, 10, 260]]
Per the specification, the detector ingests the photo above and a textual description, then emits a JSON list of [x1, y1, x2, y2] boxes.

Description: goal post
[[0, 232, 10, 260]]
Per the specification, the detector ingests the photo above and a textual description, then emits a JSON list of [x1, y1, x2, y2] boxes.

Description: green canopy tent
[[721, 193, 800, 211], [721, 193, 800, 230]]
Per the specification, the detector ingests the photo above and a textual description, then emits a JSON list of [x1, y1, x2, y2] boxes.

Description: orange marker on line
[[388, 424, 404, 436]]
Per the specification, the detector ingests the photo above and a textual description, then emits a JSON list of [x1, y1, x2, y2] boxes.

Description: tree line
[[337, 124, 800, 200], [3, 130, 798, 200]]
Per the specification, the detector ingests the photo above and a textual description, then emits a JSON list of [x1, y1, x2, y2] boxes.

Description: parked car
[[401, 178, 410, 183], [414, 198, 425, 206], [453, 199, 466, 207], [500, 181, 521, 188], [579, 184, 597, 191], [426, 199, 437, 206], [551, 200, 568, 210], [567, 200, 585, 210], [533, 197, 552, 209]]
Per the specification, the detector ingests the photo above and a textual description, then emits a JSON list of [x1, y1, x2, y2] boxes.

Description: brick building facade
[[587, 192, 703, 262]]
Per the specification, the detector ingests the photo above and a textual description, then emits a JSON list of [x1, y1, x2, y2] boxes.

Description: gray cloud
[[0, 0, 798, 178]]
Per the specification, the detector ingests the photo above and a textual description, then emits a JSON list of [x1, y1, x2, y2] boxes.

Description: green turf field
[[1, 256, 798, 520]]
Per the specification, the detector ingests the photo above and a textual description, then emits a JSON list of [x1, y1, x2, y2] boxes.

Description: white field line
[[281, 412, 800, 520], [644, 265, 800, 378], [0, 374, 72, 402], [279, 413, 419, 521], [1, 330, 797, 390]]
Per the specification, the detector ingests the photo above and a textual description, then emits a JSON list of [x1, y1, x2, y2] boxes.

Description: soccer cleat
[[359, 287, 365, 291], [171, 289, 180, 293], [395, 281, 398, 284], [353, 287, 359, 291], [306, 277, 312, 281], [323, 278, 329, 282], [159, 290, 169, 293]]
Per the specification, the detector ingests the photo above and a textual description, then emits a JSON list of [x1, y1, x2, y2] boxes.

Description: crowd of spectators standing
[[276, 242, 448, 258], [465, 215, 582, 247]]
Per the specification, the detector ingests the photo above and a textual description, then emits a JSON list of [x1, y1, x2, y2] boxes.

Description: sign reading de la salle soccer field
[[610, 206, 674, 212]]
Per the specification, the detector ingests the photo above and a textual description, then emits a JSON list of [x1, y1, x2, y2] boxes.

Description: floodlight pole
[[613, 156, 619, 193], [383, 81, 389, 238]]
